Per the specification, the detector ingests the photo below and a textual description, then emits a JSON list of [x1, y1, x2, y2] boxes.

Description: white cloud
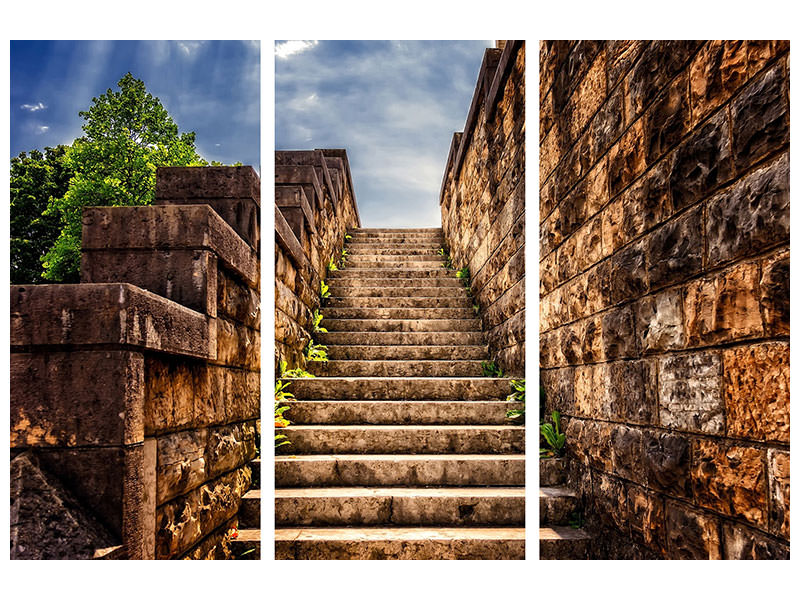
[[21, 102, 46, 112], [37, 125, 49, 133], [177, 41, 205, 57], [275, 40, 318, 59]]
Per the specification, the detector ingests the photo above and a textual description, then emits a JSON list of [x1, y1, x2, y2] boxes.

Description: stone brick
[[669, 111, 733, 211], [593, 473, 628, 533], [601, 197, 624, 257], [540, 367, 575, 415], [731, 61, 789, 171], [723, 342, 789, 442], [606, 40, 647, 89], [585, 261, 611, 314], [552, 41, 603, 114], [610, 425, 644, 485], [665, 501, 721, 559], [642, 430, 691, 497], [579, 316, 604, 364], [706, 153, 789, 267], [539, 329, 563, 369], [760, 248, 790, 336], [642, 72, 691, 164], [157, 429, 208, 504], [564, 276, 588, 323], [646, 205, 703, 290], [575, 216, 604, 274], [692, 440, 767, 527], [565, 49, 607, 142], [768, 449, 789, 539], [689, 41, 748, 124], [589, 89, 624, 161], [617, 159, 671, 244], [608, 239, 648, 304], [555, 235, 578, 285], [722, 522, 789, 559], [746, 40, 789, 76], [659, 351, 723, 434], [574, 364, 609, 419], [607, 119, 645, 197], [684, 262, 763, 346], [635, 288, 685, 354], [607, 360, 650, 423], [601, 305, 637, 359], [627, 484, 666, 552]]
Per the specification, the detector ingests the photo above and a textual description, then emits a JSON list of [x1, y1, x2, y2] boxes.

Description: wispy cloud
[[36, 125, 49, 133], [275, 40, 318, 60], [177, 41, 205, 57], [21, 102, 47, 112]]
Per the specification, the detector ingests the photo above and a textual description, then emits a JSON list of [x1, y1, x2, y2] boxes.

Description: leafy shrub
[[312, 309, 327, 333], [304, 339, 328, 362], [320, 280, 331, 301], [506, 379, 525, 421], [481, 360, 504, 377], [540, 410, 566, 458]]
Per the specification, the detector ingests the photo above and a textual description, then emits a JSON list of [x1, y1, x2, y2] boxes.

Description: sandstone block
[[635, 288, 685, 353], [731, 62, 789, 171], [760, 248, 789, 336], [665, 501, 721, 559], [157, 429, 208, 504], [646, 205, 703, 290], [580, 316, 604, 364], [659, 351, 723, 434], [540, 367, 575, 415], [589, 90, 625, 161], [607, 360, 651, 423], [145, 357, 197, 435], [593, 473, 628, 533], [692, 440, 767, 527], [689, 41, 748, 124], [575, 216, 604, 274], [560, 322, 582, 365], [606, 41, 647, 89], [642, 72, 690, 164], [601, 305, 637, 359], [574, 364, 609, 419], [768, 449, 789, 539], [722, 522, 789, 559], [617, 159, 671, 245], [608, 239, 648, 304], [627, 484, 666, 553], [607, 119, 645, 197], [584, 420, 613, 472], [642, 430, 691, 497], [723, 342, 789, 442], [746, 40, 789, 76], [684, 261, 763, 346], [610, 425, 644, 485]]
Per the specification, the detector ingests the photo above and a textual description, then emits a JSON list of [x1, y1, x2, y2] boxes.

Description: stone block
[[144, 357, 197, 435], [669, 111, 733, 211], [746, 40, 789, 76], [606, 40, 647, 89], [585, 261, 611, 314], [723, 342, 789, 442], [646, 205, 703, 290], [642, 430, 691, 497], [601, 305, 637, 359], [689, 41, 748, 124], [608, 239, 648, 304], [589, 90, 625, 162], [692, 440, 767, 527], [542, 367, 575, 417], [627, 484, 666, 553], [665, 500, 721, 559], [601, 197, 624, 257], [218, 268, 261, 329], [617, 159, 672, 245], [539, 329, 563, 369], [215, 318, 260, 371], [706, 153, 789, 267], [580, 316, 604, 364], [11, 351, 144, 448], [560, 322, 582, 365], [607, 119, 645, 197], [684, 262, 763, 346], [642, 71, 691, 164], [760, 248, 789, 336], [731, 61, 789, 171], [610, 425, 644, 485], [659, 351, 723, 434], [635, 287, 685, 354], [593, 473, 628, 534], [157, 429, 208, 505], [722, 522, 789, 559], [565, 49, 607, 142], [607, 360, 649, 423], [575, 216, 604, 273], [584, 420, 614, 473], [768, 449, 789, 539]]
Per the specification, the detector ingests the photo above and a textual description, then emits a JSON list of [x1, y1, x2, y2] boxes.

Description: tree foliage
[[41, 73, 206, 281], [10, 146, 73, 284]]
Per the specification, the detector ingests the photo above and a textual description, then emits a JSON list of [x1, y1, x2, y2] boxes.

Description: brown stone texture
[[692, 440, 767, 527], [723, 342, 789, 442], [540, 40, 789, 560]]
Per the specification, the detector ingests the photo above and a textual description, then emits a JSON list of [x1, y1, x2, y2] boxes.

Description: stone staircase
[[275, 227, 525, 559], [231, 457, 261, 559], [539, 456, 592, 559]]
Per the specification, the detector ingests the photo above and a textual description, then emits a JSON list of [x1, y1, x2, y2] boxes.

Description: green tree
[[10, 145, 73, 284], [42, 72, 206, 281]]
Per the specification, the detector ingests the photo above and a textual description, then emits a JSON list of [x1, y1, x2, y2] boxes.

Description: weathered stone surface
[[642, 430, 691, 497], [760, 248, 790, 336], [746, 40, 789, 76], [692, 440, 767, 527], [540, 367, 575, 415], [607, 361, 650, 423], [574, 364, 609, 419], [560, 322, 582, 365], [669, 111, 733, 211], [157, 429, 208, 504], [589, 89, 625, 161], [706, 154, 789, 267], [627, 484, 665, 552], [593, 473, 628, 533], [722, 522, 789, 559], [580, 316, 604, 364], [647, 205, 703, 290], [610, 426, 644, 484], [731, 62, 789, 170], [608, 239, 648, 304], [768, 449, 789, 539], [584, 421, 614, 473], [723, 342, 789, 442], [601, 305, 637, 359], [665, 501, 721, 559], [689, 41, 748, 123], [642, 72, 691, 164], [635, 288, 685, 353], [607, 119, 645, 196], [659, 351, 723, 434], [684, 261, 763, 346], [617, 160, 671, 245], [606, 40, 647, 88]]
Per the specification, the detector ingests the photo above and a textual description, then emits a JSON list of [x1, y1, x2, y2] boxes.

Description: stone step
[[329, 268, 453, 279], [329, 277, 462, 288], [275, 527, 525, 560], [283, 377, 511, 401], [348, 233, 444, 240], [349, 228, 442, 234], [239, 489, 261, 528], [539, 487, 580, 525], [327, 296, 472, 309], [324, 307, 474, 320], [276, 425, 525, 455], [346, 248, 441, 256], [284, 400, 524, 425], [319, 331, 485, 347], [346, 242, 443, 250], [326, 344, 486, 360], [540, 457, 568, 486], [346, 259, 450, 269], [230, 528, 260, 560], [328, 286, 467, 298], [275, 454, 526, 487], [539, 526, 593, 560], [308, 359, 484, 377], [321, 318, 480, 333], [275, 487, 525, 526], [348, 253, 442, 262]]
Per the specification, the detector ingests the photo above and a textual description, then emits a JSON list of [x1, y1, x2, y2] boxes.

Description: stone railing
[[274, 149, 361, 370], [539, 41, 789, 559], [10, 167, 261, 559], [439, 41, 525, 376]]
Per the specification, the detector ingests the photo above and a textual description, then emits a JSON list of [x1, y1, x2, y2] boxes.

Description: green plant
[[312, 309, 327, 333], [472, 302, 480, 316], [320, 280, 331, 301], [339, 247, 349, 267], [456, 266, 470, 282], [304, 339, 329, 362], [540, 410, 566, 458], [345, 233, 352, 241], [438, 247, 454, 270], [506, 379, 526, 421], [327, 257, 338, 272], [481, 360, 504, 377], [283, 367, 314, 378], [274, 379, 294, 449], [568, 509, 585, 529]]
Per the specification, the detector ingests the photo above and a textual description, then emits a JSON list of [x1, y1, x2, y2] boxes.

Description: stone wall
[[539, 41, 789, 559], [275, 149, 361, 370], [10, 167, 261, 559], [440, 41, 525, 376]]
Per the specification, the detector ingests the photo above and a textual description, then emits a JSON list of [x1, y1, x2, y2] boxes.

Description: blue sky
[[275, 40, 492, 227], [10, 40, 260, 170]]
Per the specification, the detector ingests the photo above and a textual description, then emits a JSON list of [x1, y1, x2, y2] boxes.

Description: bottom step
[[276, 527, 525, 560], [230, 529, 260, 560], [539, 526, 593, 560]]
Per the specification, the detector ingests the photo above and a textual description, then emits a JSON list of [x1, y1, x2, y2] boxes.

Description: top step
[[351, 228, 442, 234]]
